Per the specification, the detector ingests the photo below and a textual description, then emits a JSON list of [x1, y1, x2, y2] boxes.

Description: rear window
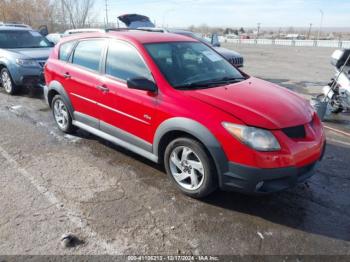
[[72, 40, 105, 71], [59, 41, 75, 61]]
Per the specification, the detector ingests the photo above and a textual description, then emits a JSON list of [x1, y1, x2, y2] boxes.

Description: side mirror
[[47, 40, 55, 46], [38, 25, 49, 37], [211, 33, 221, 47], [127, 77, 157, 92]]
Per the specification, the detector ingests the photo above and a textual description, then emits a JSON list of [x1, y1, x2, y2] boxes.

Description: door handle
[[97, 85, 109, 93], [63, 73, 71, 79]]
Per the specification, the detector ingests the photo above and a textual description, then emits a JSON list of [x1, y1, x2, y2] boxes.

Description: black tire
[[330, 106, 343, 114], [330, 102, 343, 114], [51, 95, 76, 134], [1, 68, 18, 95], [164, 137, 218, 198]]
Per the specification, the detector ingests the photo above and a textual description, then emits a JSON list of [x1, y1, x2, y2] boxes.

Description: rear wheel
[[1, 68, 18, 95], [52, 95, 76, 134], [164, 137, 217, 198]]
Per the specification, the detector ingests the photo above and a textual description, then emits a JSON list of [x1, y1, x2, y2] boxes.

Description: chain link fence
[[224, 38, 350, 48]]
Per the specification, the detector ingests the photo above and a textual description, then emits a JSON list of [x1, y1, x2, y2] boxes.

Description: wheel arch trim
[[0, 61, 7, 69], [47, 80, 74, 118], [0, 59, 21, 85], [153, 117, 229, 182], [0, 59, 10, 69]]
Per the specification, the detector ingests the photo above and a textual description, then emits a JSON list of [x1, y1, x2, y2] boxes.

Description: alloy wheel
[[53, 99, 69, 130], [169, 146, 205, 191], [1, 71, 13, 93]]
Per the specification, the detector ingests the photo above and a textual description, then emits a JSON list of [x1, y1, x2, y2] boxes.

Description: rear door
[[98, 39, 157, 144], [64, 39, 106, 127]]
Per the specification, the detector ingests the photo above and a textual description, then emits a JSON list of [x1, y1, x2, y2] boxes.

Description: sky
[[96, 0, 350, 28]]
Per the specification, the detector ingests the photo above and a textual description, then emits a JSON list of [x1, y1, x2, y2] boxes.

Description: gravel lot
[[224, 44, 335, 84], [0, 44, 349, 257]]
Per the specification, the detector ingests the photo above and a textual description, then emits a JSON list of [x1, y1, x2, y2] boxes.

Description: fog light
[[256, 181, 264, 191]]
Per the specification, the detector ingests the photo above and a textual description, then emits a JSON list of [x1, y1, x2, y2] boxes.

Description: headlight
[[223, 122, 281, 151], [16, 59, 39, 67]]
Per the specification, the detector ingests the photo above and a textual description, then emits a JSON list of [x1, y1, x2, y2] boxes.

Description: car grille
[[229, 57, 244, 66], [282, 125, 306, 139], [38, 61, 46, 68]]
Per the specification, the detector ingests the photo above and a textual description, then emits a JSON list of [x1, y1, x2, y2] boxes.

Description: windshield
[[188, 33, 212, 46], [145, 42, 245, 89], [171, 31, 212, 46], [0, 30, 53, 49], [195, 35, 212, 46]]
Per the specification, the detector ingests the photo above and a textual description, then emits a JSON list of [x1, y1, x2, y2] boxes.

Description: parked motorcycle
[[321, 49, 350, 114]]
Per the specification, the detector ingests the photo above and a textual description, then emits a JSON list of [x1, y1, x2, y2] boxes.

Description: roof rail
[[105, 28, 133, 32], [0, 22, 32, 29], [105, 28, 163, 33]]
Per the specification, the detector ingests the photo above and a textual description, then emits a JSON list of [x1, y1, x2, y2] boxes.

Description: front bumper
[[43, 85, 49, 104], [12, 66, 45, 87], [21, 74, 45, 87], [220, 143, 326, 194], [228, 57, 244, 68]]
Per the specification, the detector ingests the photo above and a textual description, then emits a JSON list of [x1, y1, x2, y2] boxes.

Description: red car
[[44, 31, 326, 198]]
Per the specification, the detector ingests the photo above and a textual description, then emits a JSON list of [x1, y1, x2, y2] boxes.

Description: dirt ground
[[0, 44, 349, 257]]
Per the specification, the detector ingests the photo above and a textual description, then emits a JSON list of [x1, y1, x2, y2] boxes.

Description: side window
[[106, 41, 151, 81], [59, 41, 75, 61], [72, 40, 105, 71]]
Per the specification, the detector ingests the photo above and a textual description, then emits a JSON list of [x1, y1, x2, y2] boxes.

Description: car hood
[[186, 77, 313, 129], [214, 47, 242, 59], [8, 48, 51, 60]]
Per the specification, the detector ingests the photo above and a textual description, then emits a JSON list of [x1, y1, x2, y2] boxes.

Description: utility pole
[[162, 8, 175, 28], [307, 23, 312, 39], [317, 9, 324, 41], [278, 27, 281, 39], [257, 23, 261, 39], [105, 0, 109, 28]]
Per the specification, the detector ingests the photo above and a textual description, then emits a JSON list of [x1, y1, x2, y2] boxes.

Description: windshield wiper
[[175, 81, 223, 90], [209, 77, 246, 84], [175, 77, 245, 90], [23, 46, 45, 48]]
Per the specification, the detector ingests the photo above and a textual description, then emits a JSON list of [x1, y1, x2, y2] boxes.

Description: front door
[[98, 40, 157, 146]]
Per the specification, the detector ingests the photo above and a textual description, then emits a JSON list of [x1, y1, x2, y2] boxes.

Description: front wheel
[[164, 137, 218, 198], [1, 68, 18, 95]]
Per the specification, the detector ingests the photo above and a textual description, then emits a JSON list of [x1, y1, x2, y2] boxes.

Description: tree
[[287, 27, 295, 33], [188, 25, 196, 32], [59, 0, 95, 29], [0, 0, 96, 32], [0, 0, 54, 29], [239, 27, 245, 34], [197, 23, 210, 35], [0, 0, 6, 21], [224, 28, 236, 35]]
